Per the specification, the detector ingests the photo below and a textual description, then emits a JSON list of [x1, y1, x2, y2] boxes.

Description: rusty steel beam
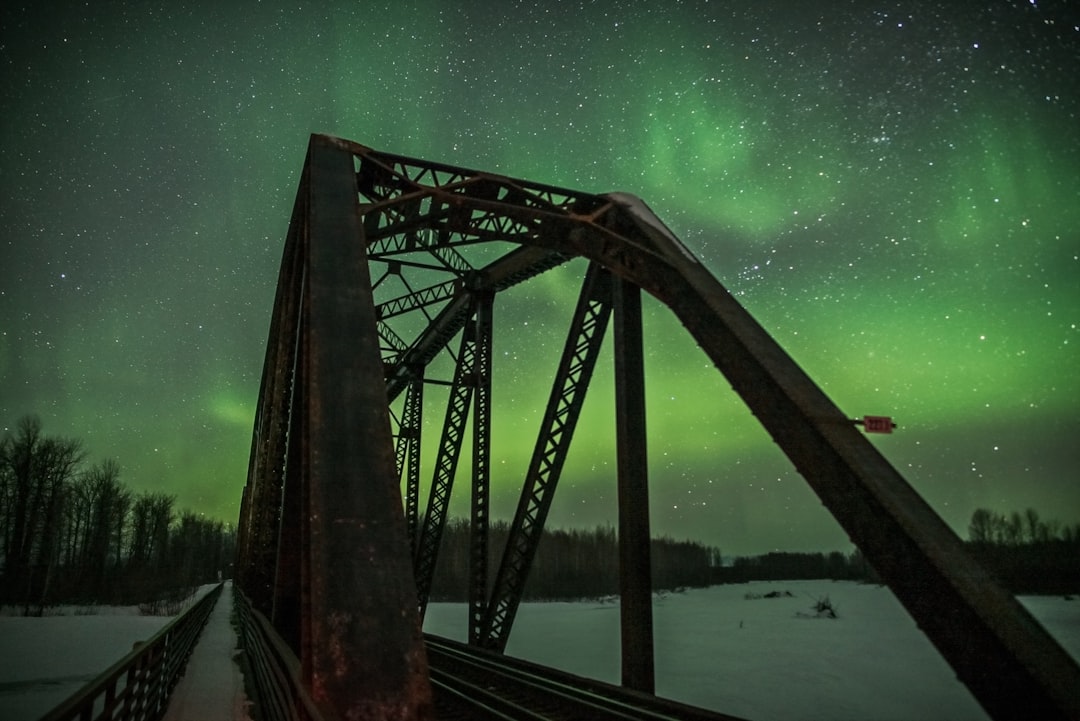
[[384, 292, 473, 403], [270, 329, 304, 655], [413, 313, 478, 614], [297, 135, 433, 720], [613, 278, 655, 694], [351, 140, 596, 215], [240, 176, 308, 617], [376, 280, 460, 320], [479, 263, 614, 651], [268, 215, 311, 653], [395, 373, 424, 557], [382, 245, 568, 403]]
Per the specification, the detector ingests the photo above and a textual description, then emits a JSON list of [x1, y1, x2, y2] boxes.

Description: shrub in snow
[[796, 595, 838, 619], [744, 589, 794, 600], [138, 586, 196, 616]]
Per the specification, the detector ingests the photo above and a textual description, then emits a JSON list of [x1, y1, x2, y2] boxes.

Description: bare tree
[[968, 508, 995, 543], [1024, 508, 1042, 545], [76, 459, 125, 598], [113, 486, 132, 569], [63, 472, 94, 568], [33, 437, 83, 611], [124, 490, 176, 600], [0, 417, 85, 610], [2, 414, 239, 608], [1, 415, 45, 589]]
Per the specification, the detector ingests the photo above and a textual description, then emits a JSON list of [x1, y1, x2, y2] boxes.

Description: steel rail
[[425, 635, 746, 721], [429, 668, 552, 721], [429, 643, 648, 720]]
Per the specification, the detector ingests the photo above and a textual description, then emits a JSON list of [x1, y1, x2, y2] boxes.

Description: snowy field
[[425, 581, 1080, 721], [1, 581, 1076, 721], [0, 586, 217, 721]]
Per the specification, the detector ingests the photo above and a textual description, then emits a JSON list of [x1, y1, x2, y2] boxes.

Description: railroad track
[[425, 635, 746, 721]]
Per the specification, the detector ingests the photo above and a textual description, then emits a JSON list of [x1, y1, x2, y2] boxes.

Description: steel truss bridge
[[234, 134, 1079, 721]]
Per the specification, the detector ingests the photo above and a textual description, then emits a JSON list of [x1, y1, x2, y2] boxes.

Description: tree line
[[714, 549, 876, 584], [429, 518, 722, 601], [1, 415, 235, 614], [713, 508, 1078, 592], [965, 507, 1080, 594]]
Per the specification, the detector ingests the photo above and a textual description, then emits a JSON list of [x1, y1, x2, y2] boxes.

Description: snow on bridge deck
[[163, 581, 253, 721]]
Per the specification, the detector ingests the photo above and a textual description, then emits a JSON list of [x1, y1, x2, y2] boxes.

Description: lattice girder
[[412, 314, 479, 614], [480, 262, 614, 651]]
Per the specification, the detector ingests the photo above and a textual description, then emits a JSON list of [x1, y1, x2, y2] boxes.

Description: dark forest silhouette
[[715, 549, 876, 585], [965, 507, 1080, 594], [0, 415, 234, 614], [428, 518, 722, 601], [4, 415, 1074, 613], [430, 507, 1079, 600], [716, 509, 1079, 593]]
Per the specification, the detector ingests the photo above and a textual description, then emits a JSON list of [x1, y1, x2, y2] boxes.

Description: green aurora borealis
[[2, 1, 1078, 555]]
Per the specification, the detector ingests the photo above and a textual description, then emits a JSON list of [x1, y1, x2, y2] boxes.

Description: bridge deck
[[163, 582, 252, 721]]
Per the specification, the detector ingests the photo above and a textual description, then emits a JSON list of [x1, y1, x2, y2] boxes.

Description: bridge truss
[[235, 134, 1079, 721]]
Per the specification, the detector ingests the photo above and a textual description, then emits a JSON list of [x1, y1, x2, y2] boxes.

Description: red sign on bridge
[[862, 415, 895, 434]]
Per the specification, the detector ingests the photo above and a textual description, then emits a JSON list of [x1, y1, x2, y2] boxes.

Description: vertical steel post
[[300, 135, 432, 720], [402, 373, 424, 556], [271, 324, 305, 654], [413, 317, 477, 614], [235, 483, 251, 588], [470, 292, 494, 644], [613, 278, 654, 694]]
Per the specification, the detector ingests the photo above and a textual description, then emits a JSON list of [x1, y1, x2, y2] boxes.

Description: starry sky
[[2, 1, 1077, 556]]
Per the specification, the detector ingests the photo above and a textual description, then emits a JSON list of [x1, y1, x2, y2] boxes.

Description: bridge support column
[[614, 278, 655, 694], [299, 135, 433, 720]]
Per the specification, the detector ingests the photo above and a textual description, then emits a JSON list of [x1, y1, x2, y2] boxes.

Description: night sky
[[2, 1, 1077, 556]]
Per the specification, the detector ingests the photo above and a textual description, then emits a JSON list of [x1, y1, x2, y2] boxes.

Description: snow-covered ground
[[1, 581, 1076, 721], [0, 584, 221, 721], [425, 581, 1080, 721], [0, 609, 171, 721]]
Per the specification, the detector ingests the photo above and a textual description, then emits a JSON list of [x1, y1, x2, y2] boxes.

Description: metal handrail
[[38, 582, 224, 721], [233, 587, 325, 721]]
